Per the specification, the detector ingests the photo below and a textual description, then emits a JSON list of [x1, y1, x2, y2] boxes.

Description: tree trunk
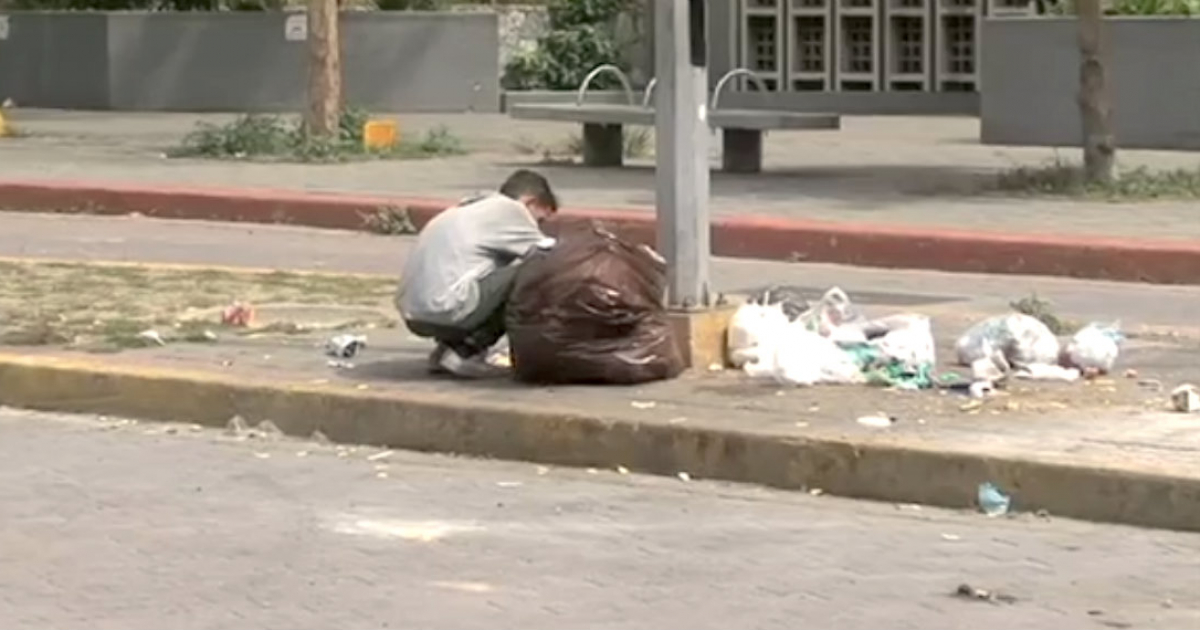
[[305, 0, 341, 138], [1076, 0, 1115, 183]]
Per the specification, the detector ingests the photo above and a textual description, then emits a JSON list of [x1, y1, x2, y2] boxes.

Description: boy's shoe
[[427, 344, 450, 374], [438, 348, 509, 379]]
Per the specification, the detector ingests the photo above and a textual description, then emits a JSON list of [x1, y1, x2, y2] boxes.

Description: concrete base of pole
[[667, 304, 738, 370]]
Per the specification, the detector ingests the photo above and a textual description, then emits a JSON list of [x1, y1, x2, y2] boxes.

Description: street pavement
[[1, 406, 1198, 630], [3, 109, 1200, 240], [3, 210, 1200, 336]]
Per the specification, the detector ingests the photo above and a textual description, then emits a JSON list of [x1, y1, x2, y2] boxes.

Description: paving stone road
[[1, 407, 1198, 630]]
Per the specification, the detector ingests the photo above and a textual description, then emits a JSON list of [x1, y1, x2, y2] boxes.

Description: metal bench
[[507, 66, 841, 174]]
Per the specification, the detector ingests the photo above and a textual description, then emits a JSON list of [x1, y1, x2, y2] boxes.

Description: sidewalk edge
[[1, 352, 1197, 532]]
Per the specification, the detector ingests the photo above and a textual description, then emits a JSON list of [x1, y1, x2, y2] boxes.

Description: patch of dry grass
[[0, 261, 398, 352]]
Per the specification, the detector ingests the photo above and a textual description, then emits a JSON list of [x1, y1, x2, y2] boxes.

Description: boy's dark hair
[[499, 169, 559, 212]]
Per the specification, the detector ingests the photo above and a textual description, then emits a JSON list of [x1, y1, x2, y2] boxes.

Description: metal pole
[[654, 0, 711, 309]]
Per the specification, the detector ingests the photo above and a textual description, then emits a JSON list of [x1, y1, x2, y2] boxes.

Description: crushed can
[[325, 334, 367, 359], [222, 302, 255, 327]]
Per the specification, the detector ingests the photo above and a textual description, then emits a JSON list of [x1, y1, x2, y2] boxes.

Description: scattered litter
[[977, 482, 1011, 517], [743, 322, 865, 386], [1170, 384, 1200, 413], [677, 472, 692, 482], [325, 334, 367, 359], [1138, 378, 1164, 392], [630, 400, 657, 410], [376, 471, 389, 479], [896, 503, 922, 511], [296, 450, 310, 458], [1124, 368, 1139, 379], [137, 329, 166, 346], [956, 314, 1059, 370], [253, 452, 271, 459], [326, 360, 355, 369], [941, 533, 961, 541], [1064, 322, 1123, 374], [616, 465, 630, 475], [189, 424, 203, 432], [163, 426, 178, 435], [355, 384, 369, 390], [200, 329, 218, 341], [707, 363, 724, 372], [968, 381, 995, 399], [795, 287, 864, 337], [667, 416, 688, 424], [254, 420, 283, 438], [496, 481, 523, 488], [366, 449, 394, 462], [959, 400, 983, 412], [1014, 364, 1080, 382], [311, 430, 331, 444], [856, 414, 896, 428], [727, 300, 789, 368], [953, 583, 1017, 605], [748, 285, 811, 322], [221, 302, 255, 327], [224, 415, 250, 436], [794, 421, 810, 428], [586, 468, 599, 475], [808, 488, 824, 496], [970, 352, 1009, 384], [535, 465, 550, 475]]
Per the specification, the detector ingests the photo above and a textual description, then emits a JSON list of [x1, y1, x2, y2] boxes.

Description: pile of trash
[[729, 286, 1125, 394]]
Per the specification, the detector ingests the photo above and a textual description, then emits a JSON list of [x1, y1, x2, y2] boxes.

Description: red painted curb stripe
[[2, 178, 1199, 284]]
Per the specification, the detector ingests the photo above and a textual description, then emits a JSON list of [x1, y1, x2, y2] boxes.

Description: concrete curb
[[4, 179, 1200, 284], [1, 352, 1197, 532]]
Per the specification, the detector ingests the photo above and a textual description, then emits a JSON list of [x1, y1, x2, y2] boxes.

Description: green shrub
[[170, 110, 466, 163], [502, 0, 633, 91]]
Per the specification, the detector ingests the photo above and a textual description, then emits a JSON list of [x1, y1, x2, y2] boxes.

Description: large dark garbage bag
[[506, 224, 685, 385]]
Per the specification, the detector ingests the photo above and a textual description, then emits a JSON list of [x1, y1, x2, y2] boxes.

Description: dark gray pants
[[405, 263, 520, 357]]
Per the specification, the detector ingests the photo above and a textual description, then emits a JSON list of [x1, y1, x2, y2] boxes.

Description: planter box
[[981, 17, 1200, 150], [0, 11, 500, 113]]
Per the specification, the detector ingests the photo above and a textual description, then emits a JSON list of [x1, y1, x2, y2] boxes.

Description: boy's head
[[499, 169, 559, 223]]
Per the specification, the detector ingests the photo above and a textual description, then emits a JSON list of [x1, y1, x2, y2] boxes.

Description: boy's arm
[[477, 200, 553, 260]]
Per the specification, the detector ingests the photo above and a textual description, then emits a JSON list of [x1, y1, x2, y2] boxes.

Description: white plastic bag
[[727, 301, 789, 368], [955, 314, 1060, 368], [1015, 364, 1081, 382], [743, 321, 865, 386], [870, 314, 936, 370], [796, 287, 865, 338], [1064, 321, 1122, 373]]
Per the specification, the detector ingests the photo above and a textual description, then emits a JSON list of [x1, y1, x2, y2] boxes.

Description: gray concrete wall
[[0, 11, 499, 113], [0, 13, 109, 109], [981, 17, 1200, 150]]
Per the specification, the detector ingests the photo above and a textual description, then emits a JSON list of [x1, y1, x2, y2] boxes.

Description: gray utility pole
[[654, 0, 711, 309]]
